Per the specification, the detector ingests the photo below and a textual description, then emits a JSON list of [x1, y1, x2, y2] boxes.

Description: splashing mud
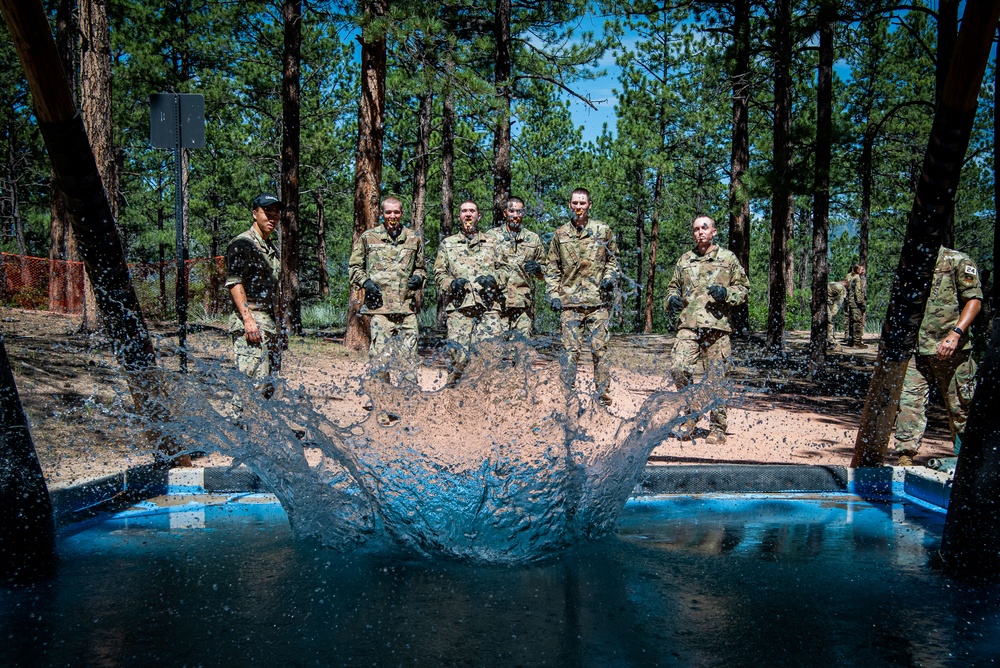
[[134, 339, 721, 565]]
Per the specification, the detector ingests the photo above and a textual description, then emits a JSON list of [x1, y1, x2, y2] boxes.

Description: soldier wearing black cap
[[225, 193, 282, 392]]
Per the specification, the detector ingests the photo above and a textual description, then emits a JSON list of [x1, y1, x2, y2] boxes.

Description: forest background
[[0, 0, 995, 359]]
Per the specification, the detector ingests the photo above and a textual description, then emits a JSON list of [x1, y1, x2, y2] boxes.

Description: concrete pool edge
[[48, 463, 954, 528]]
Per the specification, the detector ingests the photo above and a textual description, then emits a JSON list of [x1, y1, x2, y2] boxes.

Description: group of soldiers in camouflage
[[224, 190, 984, 463], [347, 188, 617, 402]]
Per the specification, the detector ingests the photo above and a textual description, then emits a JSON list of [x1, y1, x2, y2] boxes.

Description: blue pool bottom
[[3, 480, 999, 667]]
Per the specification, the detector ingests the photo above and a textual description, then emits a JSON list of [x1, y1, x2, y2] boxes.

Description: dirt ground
[[2, 307, 958, 488]]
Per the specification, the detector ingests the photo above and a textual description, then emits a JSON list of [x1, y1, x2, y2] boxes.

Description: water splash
[[133, 339, 717, 565]]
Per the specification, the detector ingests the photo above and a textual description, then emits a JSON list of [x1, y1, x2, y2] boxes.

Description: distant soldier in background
[[226, 193, 282, 389], [434, 200, 503, 387], [844, 263, 867, 348], [892, 246, 982, 466], [544, 188, 619, 406], [826, 275, 848, 348], [348, 196, 426, 382], [489, 197, 545, 338], [664, 215, 749, 444]]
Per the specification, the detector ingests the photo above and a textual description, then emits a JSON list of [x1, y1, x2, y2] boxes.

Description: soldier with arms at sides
[[544, 188, 619, 406], [348, 196, 426, 382], [225, 193, 283, 403], [664, 215, 749, 444]]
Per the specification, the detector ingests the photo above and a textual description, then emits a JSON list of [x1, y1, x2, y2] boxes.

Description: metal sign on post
[[150, 93, 205, 372]]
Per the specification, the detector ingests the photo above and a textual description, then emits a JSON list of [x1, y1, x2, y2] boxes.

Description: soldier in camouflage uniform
[[664, 215, 749, 444], [892, 246, 982, 466], [433, 200, 503, 386], [348, 197, 426, 381], [827, 277, 848, 347], [488, 197, 545, 338], [544, 188, 619, 405], [226, 193, 282, 385], [844, 264, 867, 347]]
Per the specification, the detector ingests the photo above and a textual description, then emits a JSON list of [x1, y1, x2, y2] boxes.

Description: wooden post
[[0, 335, 56, 582], [851, 0, 1000, 467]]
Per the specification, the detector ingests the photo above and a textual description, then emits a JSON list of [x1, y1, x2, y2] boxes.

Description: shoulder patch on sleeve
[[965, 265, 978, 276]]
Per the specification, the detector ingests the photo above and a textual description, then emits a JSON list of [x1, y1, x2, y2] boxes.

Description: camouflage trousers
[[826, 301, 843, 344], [229, 313, 279, 415], [559, 305, 611, 397], [370, 313, 419, 382], [893, 352, 977, 455], [445, 307, 502, 383], [498, 307, 533, 339], [845, 305, 864, 346], [670, 327, 731, 434]]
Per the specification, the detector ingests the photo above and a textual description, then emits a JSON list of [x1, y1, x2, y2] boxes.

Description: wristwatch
[[953, 326, 964, 336]]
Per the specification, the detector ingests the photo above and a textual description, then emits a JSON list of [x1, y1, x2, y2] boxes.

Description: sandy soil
[[2, 307, 957, 488]]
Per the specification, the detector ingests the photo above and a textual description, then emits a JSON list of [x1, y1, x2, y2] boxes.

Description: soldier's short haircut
[[850, 263, 859, 273], [381, 196, 403, 211], [506, 196, 525, 208], [692, 215, 716, 228], [570, 187, 591, 202], [459, 199, 478, 210]]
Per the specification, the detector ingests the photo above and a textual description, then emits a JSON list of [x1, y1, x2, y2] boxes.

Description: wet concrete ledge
[[48, 463, 955, 529]]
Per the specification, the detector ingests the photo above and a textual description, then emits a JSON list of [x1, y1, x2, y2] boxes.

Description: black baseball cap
[[252, 193, 282, 210]]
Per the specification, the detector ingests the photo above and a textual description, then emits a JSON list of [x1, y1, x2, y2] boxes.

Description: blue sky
[[562, 13, 621, 145]]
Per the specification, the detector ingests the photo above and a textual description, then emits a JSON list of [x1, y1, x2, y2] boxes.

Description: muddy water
[[142, 340, 706, 563]]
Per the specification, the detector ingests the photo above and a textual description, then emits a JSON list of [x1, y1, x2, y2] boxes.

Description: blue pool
[[3, 489, 998, 667]]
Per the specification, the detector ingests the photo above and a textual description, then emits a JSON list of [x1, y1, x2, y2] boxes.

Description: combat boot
[[897, 454, 914, 467], [671, 418, 697, 441], [704, 430, 727, 445]]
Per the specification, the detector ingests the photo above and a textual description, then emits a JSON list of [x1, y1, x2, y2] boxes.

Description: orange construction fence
[[0, 253, 228, 320]]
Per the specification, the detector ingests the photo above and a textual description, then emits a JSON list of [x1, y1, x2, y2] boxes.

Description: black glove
[[362, 279, 382, 309], [707, 285, 728, 303], [475, 275, 499, 308], [407, 274, 424, 291], [523, 259, 542, 276], [549, 296, 563, 311], [450, 277, 470, 300], [600, 277, 616, 302], [475, 274, 498, 292], [667, 295, 683, 313]]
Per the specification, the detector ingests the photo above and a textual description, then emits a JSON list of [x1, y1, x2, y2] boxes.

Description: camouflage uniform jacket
[[916, 246, 982, 356], [488, 225, 545, 309], [348, 225, 426, 315], [664, 245, 749, 333], [225, 226, 280, 333], [544, 219, 619, 308], [828, 281, 847, 308], [846, 273, 866, 312], [433, 231, 501, 312]]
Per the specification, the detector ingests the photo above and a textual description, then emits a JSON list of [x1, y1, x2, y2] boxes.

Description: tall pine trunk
[[48, 0, 78, 314], [280, 0, 302, 343], [492, 0, 512, 226], [411, 83, 432, 236], [727, 0, 751, 336], [766, 0, 792, 350], [314, 191, 328, 298], [633, 165, 645, 334], [437, 36, 456, 330], [809, 0, 834, 369], [345, 0, 387, 351], [80, 0, 115, 333], [644, 170, 662, 334]]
